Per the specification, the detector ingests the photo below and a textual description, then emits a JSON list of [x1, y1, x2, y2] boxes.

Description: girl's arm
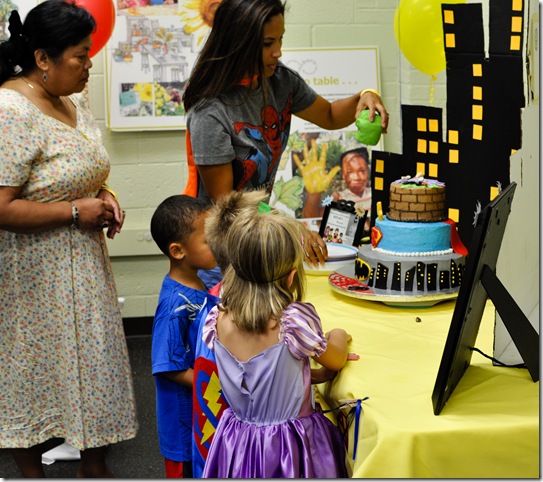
[[197, 163, 234, 201], [296, 91, 388, 132], [313, 328, 351, 372]]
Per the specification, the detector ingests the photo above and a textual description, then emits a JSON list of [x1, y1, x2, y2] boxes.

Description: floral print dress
[[0, 89, 138, 449]]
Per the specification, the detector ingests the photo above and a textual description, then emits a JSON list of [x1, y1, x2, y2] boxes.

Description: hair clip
[[257, 202, 271, 214]]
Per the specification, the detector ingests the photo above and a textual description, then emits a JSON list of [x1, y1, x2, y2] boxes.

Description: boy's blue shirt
[[152, 275, 214, 462]]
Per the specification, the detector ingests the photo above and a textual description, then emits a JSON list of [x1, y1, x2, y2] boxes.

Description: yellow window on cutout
[[449, 208, 460, 223], [448, 130, 459, 144], [374, 177, 384, 191], [473, 86, 483, 100], [417, 118, 427, 131], [511, 35, 521, 51], [429, 119, 439, 132], [443, 9, 454, 23], [490, 185, 500, 201], [472, 105, 483, 120], [375, 158, 384, 173], [445, 33, 456, 48], [473, 64, 482, 76], [449, 149, 459, 164], [473, 124, 483, 140], [418, 138, 427, 153], [511, 16, 522, 32]]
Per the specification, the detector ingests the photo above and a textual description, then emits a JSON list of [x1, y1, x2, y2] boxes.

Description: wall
[[86, 0, 537, 320]]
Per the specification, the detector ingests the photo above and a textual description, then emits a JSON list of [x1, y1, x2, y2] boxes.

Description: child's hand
[[310, 366, 338, 384], [292, 139, 340, 194]]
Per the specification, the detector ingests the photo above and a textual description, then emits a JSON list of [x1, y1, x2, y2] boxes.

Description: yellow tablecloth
[[306, 274, 539, 478]]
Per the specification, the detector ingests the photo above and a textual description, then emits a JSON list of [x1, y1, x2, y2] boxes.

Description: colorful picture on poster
[[269, 48, 380, 229], [106, 0, 221, 129]]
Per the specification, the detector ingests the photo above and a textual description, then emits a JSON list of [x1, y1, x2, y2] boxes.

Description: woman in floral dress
[[0, 1, 138, 477]]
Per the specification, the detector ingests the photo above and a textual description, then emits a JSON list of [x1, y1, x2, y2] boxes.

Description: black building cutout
[[370, 0, 526, 248]]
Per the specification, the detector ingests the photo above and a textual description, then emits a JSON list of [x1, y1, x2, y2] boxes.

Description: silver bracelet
[[70, 201, 79, 227]]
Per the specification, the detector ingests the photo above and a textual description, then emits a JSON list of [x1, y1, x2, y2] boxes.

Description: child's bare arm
[[310, 366, 338, 384], [313, 328, 351, 372], [162, 368, 194, 386]]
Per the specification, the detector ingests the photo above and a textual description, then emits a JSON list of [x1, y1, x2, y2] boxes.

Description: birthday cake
[[354, 176, 467, 295]]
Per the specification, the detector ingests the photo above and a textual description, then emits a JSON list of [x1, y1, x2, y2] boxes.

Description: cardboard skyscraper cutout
[[369, 1, 525, 248]]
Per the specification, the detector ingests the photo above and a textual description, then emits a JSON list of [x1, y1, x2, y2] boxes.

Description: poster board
[[269, 47, 381, 233], [105, 1, 209, 131]]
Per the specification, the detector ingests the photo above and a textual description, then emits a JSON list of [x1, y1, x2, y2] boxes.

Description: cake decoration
[[354, 176, 467, 295]]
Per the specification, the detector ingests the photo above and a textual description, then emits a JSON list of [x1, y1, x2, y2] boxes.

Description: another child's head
[[220, 210, 305, 334], [205, 189, 268, 272], [150, 195, 216, 270]]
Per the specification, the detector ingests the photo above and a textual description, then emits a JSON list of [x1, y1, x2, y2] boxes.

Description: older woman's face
[[342, 154, 369, 197], [49, 35, 93, 96]]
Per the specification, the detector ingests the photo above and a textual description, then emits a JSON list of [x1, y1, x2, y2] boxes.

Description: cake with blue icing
[[355, 175, 467, 295]]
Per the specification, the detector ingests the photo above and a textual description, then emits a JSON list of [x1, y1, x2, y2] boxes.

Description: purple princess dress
[[201, 301, 348, 478]]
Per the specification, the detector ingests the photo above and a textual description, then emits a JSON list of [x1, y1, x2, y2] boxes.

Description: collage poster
[[105, 0, 212, 130], [269, 48, 381, 233]]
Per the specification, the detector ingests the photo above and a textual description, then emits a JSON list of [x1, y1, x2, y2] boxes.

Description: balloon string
[[429, 75, 437, 106]]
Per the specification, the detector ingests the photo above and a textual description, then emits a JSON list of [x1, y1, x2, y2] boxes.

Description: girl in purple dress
[[201, 210, 351, 478]]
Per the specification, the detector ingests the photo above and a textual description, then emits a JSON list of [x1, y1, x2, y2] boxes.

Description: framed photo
[[318, 200, 367, 247]]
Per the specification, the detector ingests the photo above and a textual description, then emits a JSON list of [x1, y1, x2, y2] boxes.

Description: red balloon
[[75, 0, 116, 58]]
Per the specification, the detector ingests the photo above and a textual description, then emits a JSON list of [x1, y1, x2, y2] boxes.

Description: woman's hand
[[357, 91, 389, 133], [302, 225, 327, 266], [97, 189, 125, 239]]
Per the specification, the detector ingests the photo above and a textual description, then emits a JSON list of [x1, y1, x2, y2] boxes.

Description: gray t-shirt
[[186, 62, 317, 200]]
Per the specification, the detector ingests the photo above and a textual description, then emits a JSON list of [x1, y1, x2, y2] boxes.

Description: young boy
[[150, 195, 217, 478]]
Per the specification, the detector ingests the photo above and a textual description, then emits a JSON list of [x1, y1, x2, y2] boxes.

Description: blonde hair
[[205, 189, 268, 272], [219, 210, 306, 334]]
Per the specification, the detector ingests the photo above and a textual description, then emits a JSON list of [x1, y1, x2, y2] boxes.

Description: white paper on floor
[[41, 441, 81, 465]]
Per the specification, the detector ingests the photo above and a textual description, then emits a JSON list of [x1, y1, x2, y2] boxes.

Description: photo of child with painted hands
[[182, 0, 388, 268]]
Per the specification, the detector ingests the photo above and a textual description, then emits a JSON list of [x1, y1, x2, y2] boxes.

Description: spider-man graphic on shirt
[[232, 94, 292, 193]]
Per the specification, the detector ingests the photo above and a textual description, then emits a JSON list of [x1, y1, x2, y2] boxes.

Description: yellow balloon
[[394, 0, 467, 76]]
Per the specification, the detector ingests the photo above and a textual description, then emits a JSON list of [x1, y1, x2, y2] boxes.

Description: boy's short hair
[[205, 189, 268, 272], [150, 195, 211, 256]]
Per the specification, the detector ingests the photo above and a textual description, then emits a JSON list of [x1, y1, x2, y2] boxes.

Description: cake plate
[[328, 265, 459, 308]]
